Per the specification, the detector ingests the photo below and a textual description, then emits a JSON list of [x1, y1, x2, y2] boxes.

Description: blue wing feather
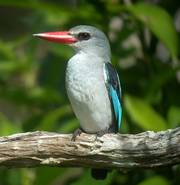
[[109, 86, 122, 129], [104, 63, 122, 131]]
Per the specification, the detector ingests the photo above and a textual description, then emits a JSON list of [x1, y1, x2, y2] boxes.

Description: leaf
[[0, 113, 20, 135], [126, 3, 179, 58], [37, 105, 72, 131], [27, 87, 62, 104], [124, 95, 167, 131], [58, 118, 79, 133], [0, 41, 15, 60], [138, 176, 170, 185], [34, 167, 65, 185], [167, 106, 180, 128]]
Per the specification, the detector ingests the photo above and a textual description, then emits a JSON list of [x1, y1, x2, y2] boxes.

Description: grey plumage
[[66, 25, 114, 133]]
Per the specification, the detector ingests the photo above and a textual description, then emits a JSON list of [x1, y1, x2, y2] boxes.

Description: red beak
[[33, 31, 77, 44]]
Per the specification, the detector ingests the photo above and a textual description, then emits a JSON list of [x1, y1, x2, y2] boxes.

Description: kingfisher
[[34, 25, 122, 179]]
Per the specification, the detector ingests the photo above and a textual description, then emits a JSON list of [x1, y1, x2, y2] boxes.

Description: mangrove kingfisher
[[34, 25, 122, 179]]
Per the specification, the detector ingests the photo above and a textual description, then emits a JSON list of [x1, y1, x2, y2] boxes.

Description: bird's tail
[[91, 168, 108, 180]]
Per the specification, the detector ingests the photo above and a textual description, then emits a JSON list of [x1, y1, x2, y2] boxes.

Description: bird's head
[[34, 25, 111, 60]]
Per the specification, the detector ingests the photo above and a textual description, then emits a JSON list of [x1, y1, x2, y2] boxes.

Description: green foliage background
[[0, 0, 179, 184]]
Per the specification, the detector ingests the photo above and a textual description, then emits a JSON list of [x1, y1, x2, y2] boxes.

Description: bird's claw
[[95, 128, 109, 140], [71, 128, 83, 141]]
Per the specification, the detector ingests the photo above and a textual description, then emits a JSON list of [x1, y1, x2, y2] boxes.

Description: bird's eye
[[77, 32, 91, 41]]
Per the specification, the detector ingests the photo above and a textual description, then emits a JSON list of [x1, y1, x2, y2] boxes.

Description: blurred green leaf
[[138, 176, 170, 185], [0, 61, 27, 74], [58, 118, 79, 133], [7, 169, 22, 185], [0, 0, 73, 26], [27, 87, 63, 104], [21, 169, 35, 185], [0, 0, 67, 14], [145, 65, 180, 103], [124, 95, 167, 131], [167, 106, 180, 128], [0, 87, 62, 106], [0, 112, 20, 135], [34, 167, 64, 185], [0, 41, 15, 60], [37, 105, 72, 130], [126, 3, 179, 58]]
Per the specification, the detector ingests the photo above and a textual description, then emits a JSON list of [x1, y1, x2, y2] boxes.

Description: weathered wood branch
[[0, 128, 179, 170]]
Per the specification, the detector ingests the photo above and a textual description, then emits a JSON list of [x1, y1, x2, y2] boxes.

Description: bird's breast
[[65, 53, 113, 133], [65, 54, 103, 102]]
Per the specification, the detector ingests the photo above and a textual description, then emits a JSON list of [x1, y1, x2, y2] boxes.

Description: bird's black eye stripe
[[77, 32, 91, 41]]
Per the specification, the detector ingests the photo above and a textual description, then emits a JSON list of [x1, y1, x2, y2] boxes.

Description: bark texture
[[0, 128, 179, 169]]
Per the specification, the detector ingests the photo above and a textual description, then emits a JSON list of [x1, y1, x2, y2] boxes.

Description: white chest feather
[[65, 53, 113, 133]]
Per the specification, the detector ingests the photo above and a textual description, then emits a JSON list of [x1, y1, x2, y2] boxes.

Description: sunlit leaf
[[126, 3, 179, 58], [124, 95, 167, 131], [0, 41, 15, 60], [21, 169, 35, 185], [0, 113, 20, 135], [0, 61, 26, 73], [138, 176, 170, 185], [167, 106, 180, 128]]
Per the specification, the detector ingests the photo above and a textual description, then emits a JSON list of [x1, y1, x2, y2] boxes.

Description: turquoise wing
[[104, 63, 122, 132]]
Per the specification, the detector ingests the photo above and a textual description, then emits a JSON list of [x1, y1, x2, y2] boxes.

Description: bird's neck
[[69, 51, 104, 66], [72, 44, 111, 63], [76, 49, 111, 63]]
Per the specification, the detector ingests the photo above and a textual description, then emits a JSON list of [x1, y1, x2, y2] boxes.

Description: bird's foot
[[95, 127, 110, 140], [96, 129, 108, 137], [71, 128, 83, 141]]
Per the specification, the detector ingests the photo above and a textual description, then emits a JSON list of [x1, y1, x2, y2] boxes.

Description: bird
[[34, 25, 122, 180]]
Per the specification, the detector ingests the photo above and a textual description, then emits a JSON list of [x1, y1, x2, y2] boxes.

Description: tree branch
[[0, 128, 179, 170]]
